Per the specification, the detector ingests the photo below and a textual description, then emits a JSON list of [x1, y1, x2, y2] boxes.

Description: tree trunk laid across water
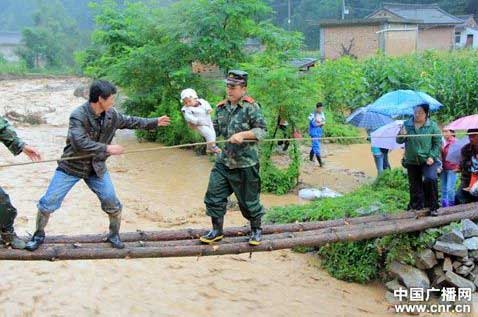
[[2, 205, 477, 261]]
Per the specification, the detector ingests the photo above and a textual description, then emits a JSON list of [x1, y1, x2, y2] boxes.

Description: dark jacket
[[460, 143, 478, 186], [58, 102, 158, 178]]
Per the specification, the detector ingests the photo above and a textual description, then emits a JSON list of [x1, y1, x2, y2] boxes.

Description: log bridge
[[1, 203, 478, 261]]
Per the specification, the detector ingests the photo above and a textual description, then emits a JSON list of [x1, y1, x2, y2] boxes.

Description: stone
[[456, 265, 474, 276], [389, 261, 430, 289], [472, 265, 478, 276], [453, 261, 462, 270], [445, 271, 476, 292], [433, 241, 468, 257], [462, 219, 478, 238], [443, 258, 453, 272], [438, 229, 465, 244], [433, 275, 447, 288], [464, 237, 478, 250], [385, 291, 403, 305], [430, 265, 445, 281], [415, 249, 437, 270], [73, 84, 89, 99], [474, 275, 478, 288], [435, 251, 444, 260], [385, 279, 403, 292], [470, 250, 478, 260], [464, 260, 474, 266]]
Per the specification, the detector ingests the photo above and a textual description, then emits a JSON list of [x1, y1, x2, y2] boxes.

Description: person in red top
[[440, 128, 459, 207]]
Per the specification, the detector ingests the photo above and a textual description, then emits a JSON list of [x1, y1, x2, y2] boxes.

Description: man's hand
[[426, 157, 434, 165], [22, 145, 41, 161], [229, 132, 245, 144], [107, 144, 125, 156], [157, 116, 171, 127]]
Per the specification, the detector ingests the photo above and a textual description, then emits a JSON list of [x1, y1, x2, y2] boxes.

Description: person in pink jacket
[[440, 128, 459, 207]]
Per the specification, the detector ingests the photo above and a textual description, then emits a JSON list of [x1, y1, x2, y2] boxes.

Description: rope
[[0, 132, 472, 169]]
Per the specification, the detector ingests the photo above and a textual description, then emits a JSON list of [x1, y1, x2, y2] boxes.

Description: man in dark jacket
[[25, 80, 170, 251]]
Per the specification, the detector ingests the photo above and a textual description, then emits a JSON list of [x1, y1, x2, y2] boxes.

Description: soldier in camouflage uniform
[[200, 70, 267, 246], [0, 118, 41, 249]]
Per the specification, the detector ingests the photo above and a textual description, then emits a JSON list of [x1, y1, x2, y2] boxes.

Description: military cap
[[226, 70, 248, 86]]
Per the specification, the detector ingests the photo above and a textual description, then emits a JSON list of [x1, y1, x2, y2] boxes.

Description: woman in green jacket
[[397, 103, 441, 216]]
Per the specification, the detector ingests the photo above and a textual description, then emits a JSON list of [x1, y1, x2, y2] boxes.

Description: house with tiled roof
[[316, 3, 464, 60]]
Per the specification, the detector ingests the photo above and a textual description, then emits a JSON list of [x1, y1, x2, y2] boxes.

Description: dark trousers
[[0, 187, 18, 232], [406, 162, 439, 211], [204, 163, 264, 220], [381, 148, 390, 170]]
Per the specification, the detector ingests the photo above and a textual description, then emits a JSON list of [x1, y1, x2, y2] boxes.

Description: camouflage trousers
[[204, 163, 264, 220], [0, 186, 17, 232]]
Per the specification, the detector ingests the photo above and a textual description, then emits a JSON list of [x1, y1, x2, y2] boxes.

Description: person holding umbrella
[[397, 103, 441, 216]]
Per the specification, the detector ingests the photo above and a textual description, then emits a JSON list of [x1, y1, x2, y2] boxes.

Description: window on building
[[455, 32, 461, 44]]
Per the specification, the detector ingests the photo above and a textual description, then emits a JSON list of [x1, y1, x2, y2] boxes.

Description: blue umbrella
[[366, 90, 443, 117], [346, 107, 393, 130]]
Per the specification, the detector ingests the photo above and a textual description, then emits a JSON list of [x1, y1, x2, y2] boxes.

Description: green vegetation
[[265, 169, 458, 283]]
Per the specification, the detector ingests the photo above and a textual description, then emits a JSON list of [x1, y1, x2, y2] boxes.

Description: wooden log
[[35, 202, 478, 244], [2, 208, 478, 261]]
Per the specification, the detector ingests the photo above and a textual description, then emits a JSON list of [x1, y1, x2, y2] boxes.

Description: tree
[[80, 0, 302, 146], [18, 0, 81, 69]]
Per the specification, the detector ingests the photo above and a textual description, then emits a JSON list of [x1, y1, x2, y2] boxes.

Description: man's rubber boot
[[25, 211, 50, 251], [200, 217, 224, 244], [309, 151, 314, 162], [106, 211, 125, 249], [249, 218, 262, 246], [441, 199, 449, 208], [1, 228, 25, 249]]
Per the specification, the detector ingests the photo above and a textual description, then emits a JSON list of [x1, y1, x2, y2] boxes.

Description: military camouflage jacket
[[214, 96, 267, 169], [0, 117, 25, 156]]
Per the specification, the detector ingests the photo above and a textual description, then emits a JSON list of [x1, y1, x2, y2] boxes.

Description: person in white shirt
[[180, 88, 221, 154]]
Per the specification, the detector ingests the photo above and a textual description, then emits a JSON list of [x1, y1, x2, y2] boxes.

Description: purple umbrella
[[370, 120, 405, 150], [446, 137, 470, 164]]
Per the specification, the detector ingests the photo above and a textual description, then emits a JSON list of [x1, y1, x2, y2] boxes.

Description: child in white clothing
[[180, 88, 221, 154]]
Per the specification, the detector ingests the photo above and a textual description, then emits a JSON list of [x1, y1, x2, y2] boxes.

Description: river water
[[0, 78, 408, 316]]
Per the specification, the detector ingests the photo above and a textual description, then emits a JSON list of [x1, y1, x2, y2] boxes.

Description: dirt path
[[0, 78, 402, 317]]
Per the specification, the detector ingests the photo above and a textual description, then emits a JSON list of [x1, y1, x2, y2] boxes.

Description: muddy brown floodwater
[[0, 78, 410, 316]]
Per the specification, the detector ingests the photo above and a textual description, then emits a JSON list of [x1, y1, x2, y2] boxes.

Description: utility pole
[[341, 0, 345, 20], [288, 0, 291, 31]]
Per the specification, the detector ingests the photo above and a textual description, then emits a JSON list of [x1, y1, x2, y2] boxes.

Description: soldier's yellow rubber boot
[[199, 217, 224, 244]]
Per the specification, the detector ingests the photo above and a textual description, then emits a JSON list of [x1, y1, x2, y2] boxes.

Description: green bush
[[319, 240, 380, 283], [260, 141, 301, 195]]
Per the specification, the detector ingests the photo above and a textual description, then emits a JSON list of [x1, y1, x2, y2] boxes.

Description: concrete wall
[[456, 27, 478, 49]]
